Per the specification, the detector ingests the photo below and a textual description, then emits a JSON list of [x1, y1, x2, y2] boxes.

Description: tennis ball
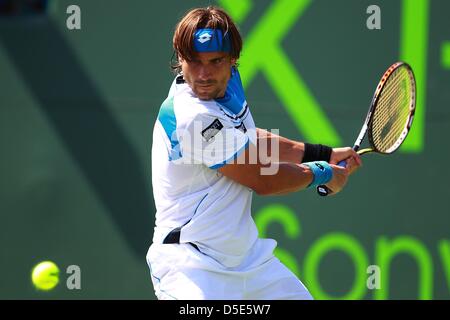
[[31, 261, 60, 291]]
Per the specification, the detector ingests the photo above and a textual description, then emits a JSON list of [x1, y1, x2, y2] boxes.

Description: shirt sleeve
[[179, 112, 250, 169], [214, 67, 247, 115]]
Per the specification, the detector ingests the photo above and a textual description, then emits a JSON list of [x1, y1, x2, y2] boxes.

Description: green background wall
[[1, 0, 449, 299]]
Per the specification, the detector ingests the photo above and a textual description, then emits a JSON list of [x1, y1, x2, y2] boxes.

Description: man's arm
[[256, 128, 305, 164], [256, 128, 362, 167], [218, 137, 353, 196]]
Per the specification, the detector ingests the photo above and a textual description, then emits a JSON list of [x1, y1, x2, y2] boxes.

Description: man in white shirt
[[147, 6, 361, 300]]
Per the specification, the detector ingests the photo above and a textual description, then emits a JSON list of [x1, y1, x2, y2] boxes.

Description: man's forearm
[[219, 128, 352, 196], [254, 162, 313, 196], [219, 139, 314, 196], [256, 128, 305, 164]]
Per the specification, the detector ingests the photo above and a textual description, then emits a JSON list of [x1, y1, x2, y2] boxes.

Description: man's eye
[[213, 59, 223, 64]]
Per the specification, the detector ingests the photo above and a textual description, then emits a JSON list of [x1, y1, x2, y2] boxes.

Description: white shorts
[[146, 238, 313, 300]]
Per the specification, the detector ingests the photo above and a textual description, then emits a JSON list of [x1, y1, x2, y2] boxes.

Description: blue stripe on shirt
[[157, 96, 182, 160], [209, 138, 250, 170]]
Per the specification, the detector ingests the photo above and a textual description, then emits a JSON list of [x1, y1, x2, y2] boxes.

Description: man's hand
[[330, 147, 362, 175], [323, 164, 349, 195], [324, 148, 363, 195]]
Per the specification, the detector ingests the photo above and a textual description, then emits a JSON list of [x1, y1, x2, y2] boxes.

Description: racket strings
[[370, 67, 413, 153], [373, 82, 410, 149], [376, 70, 409, 142], [372, 85, 408, 150]]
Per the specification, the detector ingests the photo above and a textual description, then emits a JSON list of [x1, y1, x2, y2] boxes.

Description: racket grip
[[337, 159, 347, 167], [316, 160, 348, 197]]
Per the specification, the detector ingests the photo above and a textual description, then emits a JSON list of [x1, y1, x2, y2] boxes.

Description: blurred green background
[[0, 0, 449, 299]]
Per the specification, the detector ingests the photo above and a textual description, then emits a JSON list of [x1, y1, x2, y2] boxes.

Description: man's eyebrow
[[209, 55, 227, 61]]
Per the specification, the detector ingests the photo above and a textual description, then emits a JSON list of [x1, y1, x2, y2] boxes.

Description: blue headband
[[193, 28, 231, 53]]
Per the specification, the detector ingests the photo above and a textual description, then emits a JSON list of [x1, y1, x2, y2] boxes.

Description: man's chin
[[198, 96, 213, 101], [195, 91, 216, 101], [192, 86, 223, 100]]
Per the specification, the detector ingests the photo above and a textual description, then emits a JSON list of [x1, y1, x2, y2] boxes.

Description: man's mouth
[[196, 81, 216, 87]]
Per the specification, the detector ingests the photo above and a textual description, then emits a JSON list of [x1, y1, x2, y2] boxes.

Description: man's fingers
[[352, 151, 362, 166], [346, 156, 362, 174]]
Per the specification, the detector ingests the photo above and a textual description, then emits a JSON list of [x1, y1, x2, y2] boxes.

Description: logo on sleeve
[[201, 119, 223, 142]]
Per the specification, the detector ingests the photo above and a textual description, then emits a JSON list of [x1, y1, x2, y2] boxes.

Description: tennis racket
[[317, 61, 416, 196]]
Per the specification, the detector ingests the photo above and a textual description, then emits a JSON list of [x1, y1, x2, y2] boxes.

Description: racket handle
[[316, 160, 347, 197], [337, 159, 348, 167]]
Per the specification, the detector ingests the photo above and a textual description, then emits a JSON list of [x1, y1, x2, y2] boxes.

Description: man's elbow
[[253, 186, 271, 196]]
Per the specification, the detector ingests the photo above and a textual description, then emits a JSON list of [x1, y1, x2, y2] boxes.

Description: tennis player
[[146, 6, 362, 300]]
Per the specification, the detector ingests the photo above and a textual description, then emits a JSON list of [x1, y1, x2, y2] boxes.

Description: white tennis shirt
[[151, 68, 260, 268]]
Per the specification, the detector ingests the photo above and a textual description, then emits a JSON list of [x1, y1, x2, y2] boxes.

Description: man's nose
[[197, 64, 212, 80]]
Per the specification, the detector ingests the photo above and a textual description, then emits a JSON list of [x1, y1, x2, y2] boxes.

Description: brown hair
[[171, 6, 242, 73]]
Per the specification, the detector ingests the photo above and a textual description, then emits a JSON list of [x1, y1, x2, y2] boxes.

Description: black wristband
[[302, 143, 332, 163]]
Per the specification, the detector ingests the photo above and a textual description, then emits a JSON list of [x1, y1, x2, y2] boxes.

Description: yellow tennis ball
[[31, 261, 60, 291]]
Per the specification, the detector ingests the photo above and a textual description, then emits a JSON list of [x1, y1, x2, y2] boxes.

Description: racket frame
[[316, 61, 417, 196], [367, 62, 417, 154]]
